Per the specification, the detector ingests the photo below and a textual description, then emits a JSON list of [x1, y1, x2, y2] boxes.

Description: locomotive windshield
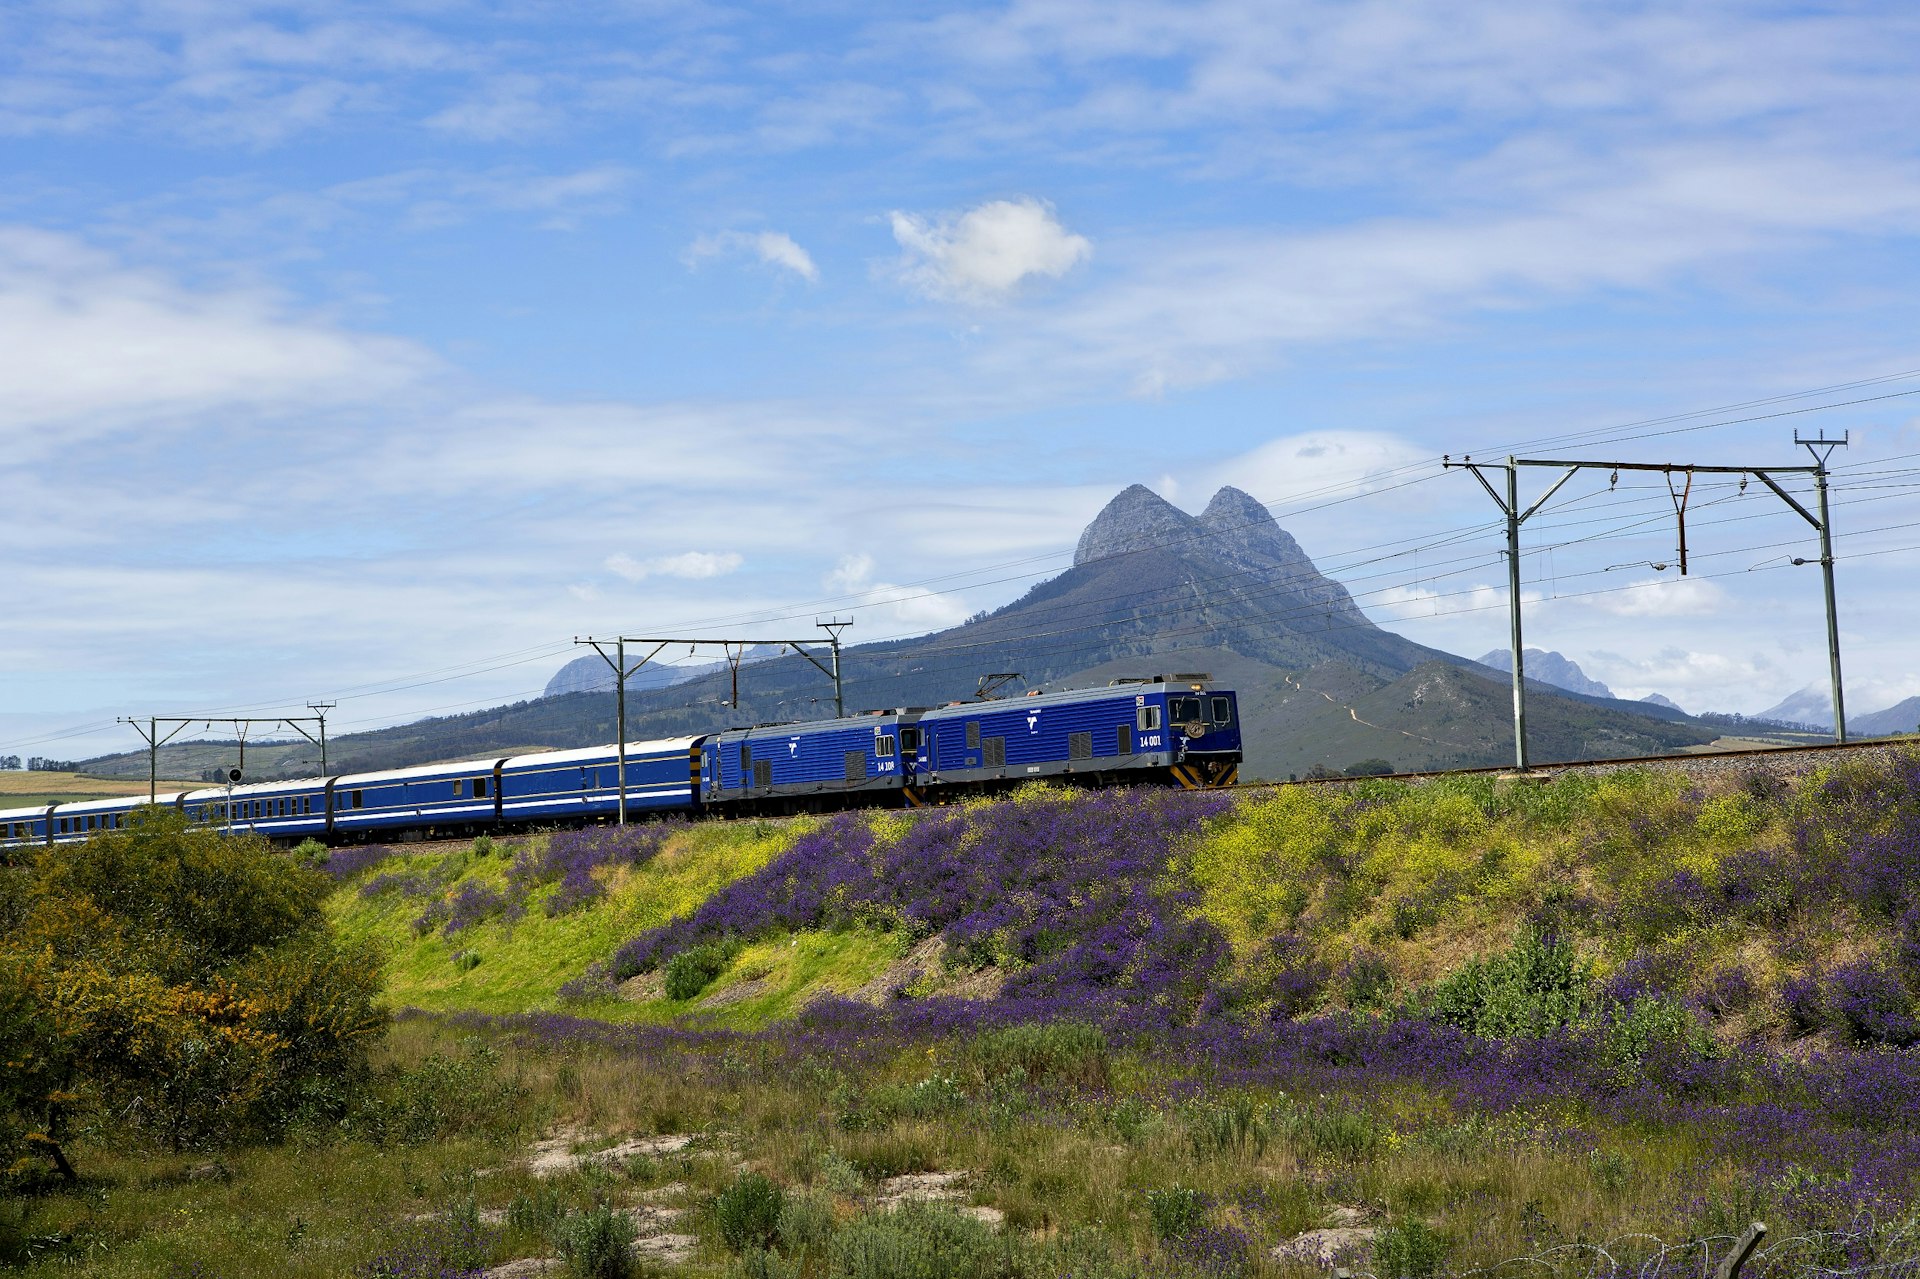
[[1170, 696, 1203, 722]]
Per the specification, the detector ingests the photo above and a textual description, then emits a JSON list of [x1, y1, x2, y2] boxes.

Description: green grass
[[324, 819, 903, 1025], [3, 1014, 1824, 1278]]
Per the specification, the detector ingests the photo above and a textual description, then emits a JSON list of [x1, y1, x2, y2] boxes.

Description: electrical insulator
[[1609, 470, 1618, 491]]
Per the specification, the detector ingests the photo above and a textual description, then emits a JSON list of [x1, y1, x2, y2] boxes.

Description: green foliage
[[1374, 1216, 1451, 1278], [554, 1202, 637, 1279], [1145, 1186, 1206, 1240], [1185, 1096, 1269, 1160], [1602, 996, 1717, 1068], [1279, 1105, 1383, 1159], [966, 1021, 1110, 1089], [507, 1183, 567, 1236], [291, 838, 329, 869], [714, 1171, 787, 1254], [0, 808, 384, 1171], [1346, 758, 1396, 776], [774, 1191, 837, 1254], [1411, 927, 1594, 1039], [354, 1041, 528, 1145], [828, 1202, 1015, 1279], [665, 939, 739, 1001]]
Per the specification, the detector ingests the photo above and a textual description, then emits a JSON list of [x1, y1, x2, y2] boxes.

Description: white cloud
[[890, 197, 1091, 302], [605, 551, 744, 582], [1588, 576, 1731, 618], [825, 554, 972, 630], [1583, 646, 1784, 714], [684, 230, 819, 281]]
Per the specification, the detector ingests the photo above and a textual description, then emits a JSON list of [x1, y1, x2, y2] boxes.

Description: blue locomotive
[[0, 676, 1238, 848]]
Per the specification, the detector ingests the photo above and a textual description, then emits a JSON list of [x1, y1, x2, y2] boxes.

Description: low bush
[[1411, 927, 1593, 1039], [1146, 1186, 1206, 1241], [1280, 1104, 1383, 1160], [1374, 1216, 1450, 1278], [1185, 1096, 1269, 1160], [828, 1202, 1015, 1279], [714, 1171, 787, 1254], [665, 940, 739, 1001], [353, 1042, 528, 1145], [967, 1021, 1110, 1089], [554, 1203, 636, 1279]]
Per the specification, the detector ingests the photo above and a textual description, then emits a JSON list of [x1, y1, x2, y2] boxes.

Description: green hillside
[[330, 749, 1920, 1056]]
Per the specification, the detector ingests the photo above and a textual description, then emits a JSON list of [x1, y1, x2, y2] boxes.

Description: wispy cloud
[[606, 551, 744, 582], [0, 226, 434, 455], [684, 229, 819, 281], [825, 553, 971, 629]]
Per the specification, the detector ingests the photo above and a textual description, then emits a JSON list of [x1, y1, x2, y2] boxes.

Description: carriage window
[[452, 778, 465, 798], [1137, 706, 1161, 731], [876, 734, 896, 757], [475, 777, 489, 798], [901, 728, 921, 752], [1211, 696, 1232, 724], [352, 790, 364, 809]]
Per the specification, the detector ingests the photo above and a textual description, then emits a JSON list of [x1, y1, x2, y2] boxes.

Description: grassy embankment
[[325, 818, 910, 1027], [345, 762, 1916, 1045]]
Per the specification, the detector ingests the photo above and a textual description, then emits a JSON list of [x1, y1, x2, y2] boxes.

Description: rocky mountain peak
[[1196, 485, 1313, 578], [1073, 484, 1199, 566]]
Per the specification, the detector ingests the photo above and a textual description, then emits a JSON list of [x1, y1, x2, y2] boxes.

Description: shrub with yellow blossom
[[0, 808, 385, 1179]]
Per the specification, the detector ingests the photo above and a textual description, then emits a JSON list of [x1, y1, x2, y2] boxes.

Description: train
[[0, 675, 1241, 849]]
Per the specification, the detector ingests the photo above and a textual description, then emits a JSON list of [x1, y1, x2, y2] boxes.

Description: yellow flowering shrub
[[0, 808, 385, 1177]]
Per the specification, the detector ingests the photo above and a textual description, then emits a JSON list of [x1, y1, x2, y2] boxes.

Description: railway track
[[1246, 734, 1907, 790]]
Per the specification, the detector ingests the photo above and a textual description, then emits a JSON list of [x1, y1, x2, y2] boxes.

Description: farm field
[[11, 753, 1920, 1276], [0, 769, 205, 808]]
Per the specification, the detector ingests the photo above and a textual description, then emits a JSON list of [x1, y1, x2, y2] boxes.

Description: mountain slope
[[79, 483, 1720, 779]]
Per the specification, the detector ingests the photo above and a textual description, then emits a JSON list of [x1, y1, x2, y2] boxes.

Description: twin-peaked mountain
[[81, 484, 1719, 781]]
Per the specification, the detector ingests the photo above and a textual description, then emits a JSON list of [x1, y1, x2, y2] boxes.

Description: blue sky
[[7, 0, 1920, 760]]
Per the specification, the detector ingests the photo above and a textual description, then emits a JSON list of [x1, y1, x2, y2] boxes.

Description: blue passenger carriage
[[498, 738, 702, 826], [0, 804, 52, 851], [184, 778, 331, 843]]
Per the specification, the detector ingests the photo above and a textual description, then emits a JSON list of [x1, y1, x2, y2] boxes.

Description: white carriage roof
[[501, 738, 699, 769]]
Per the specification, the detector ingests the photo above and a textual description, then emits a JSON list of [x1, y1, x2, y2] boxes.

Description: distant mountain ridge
[[78, 483, 1729, 781], [1475, 648, 1614, 699]]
